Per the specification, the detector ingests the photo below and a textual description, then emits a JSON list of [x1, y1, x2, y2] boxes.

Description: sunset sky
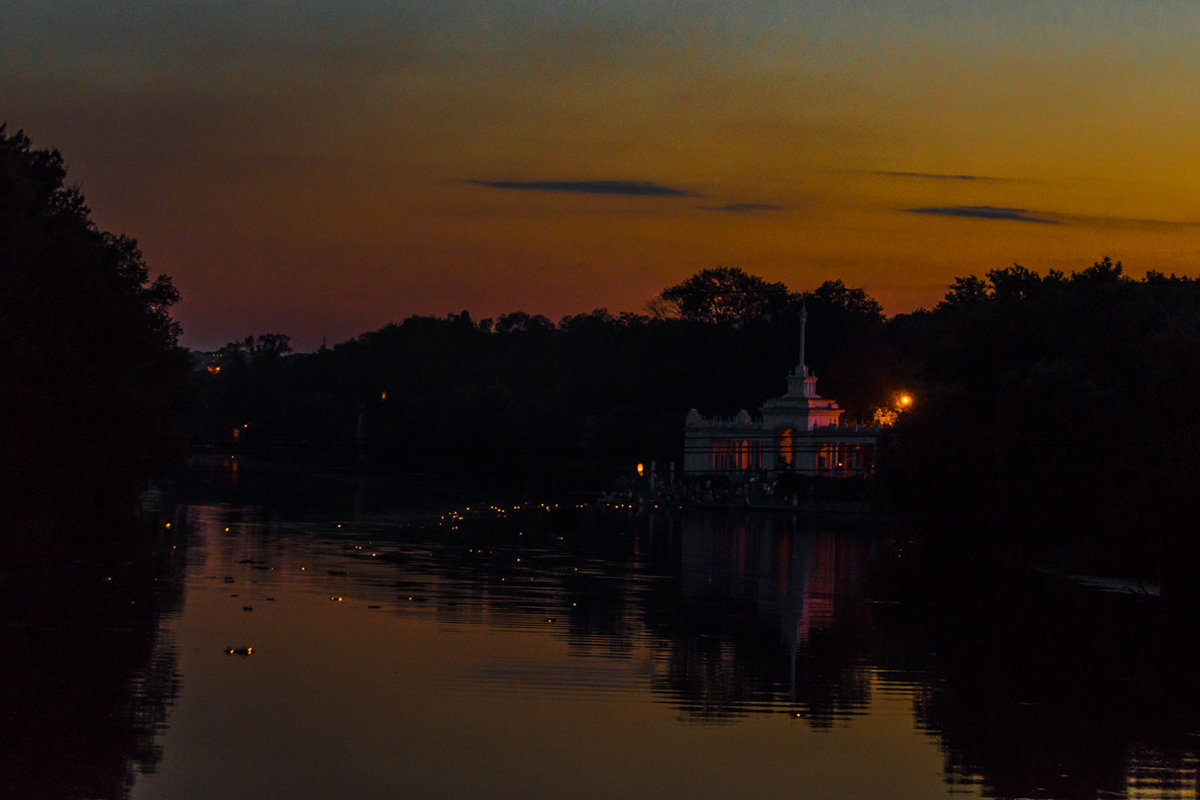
[[6, 1, 1200, 350]]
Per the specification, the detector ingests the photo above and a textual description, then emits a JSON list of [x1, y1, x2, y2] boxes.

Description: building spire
[[785, 303, 820, 398], [798, 303, 808, 377]]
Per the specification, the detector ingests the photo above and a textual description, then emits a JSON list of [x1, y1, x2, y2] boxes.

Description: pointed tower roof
[[761, 304, 843, 430]]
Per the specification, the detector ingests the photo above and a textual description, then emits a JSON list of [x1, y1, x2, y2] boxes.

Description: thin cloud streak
[[873, 170, 1017, 183], [699, 203, 781, 213], [469, 180, 695, 197], [1054, 212, 1200, 230], [907, 205, 1058, 224]]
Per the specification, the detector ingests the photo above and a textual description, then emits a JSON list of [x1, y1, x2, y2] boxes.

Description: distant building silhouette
[[683, 306, 878, 477]]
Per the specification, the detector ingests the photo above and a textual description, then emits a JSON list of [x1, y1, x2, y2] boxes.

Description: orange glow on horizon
[[8, 4, 1200, 350]]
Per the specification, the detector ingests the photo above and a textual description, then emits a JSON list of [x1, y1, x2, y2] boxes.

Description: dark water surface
[[42, 500, 1197, 799]]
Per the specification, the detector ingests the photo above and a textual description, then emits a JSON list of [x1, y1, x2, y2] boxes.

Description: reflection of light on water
[[798, 531, 838, 645], [139, 503, 1200, 800], [1126, 748, 1198, 799]]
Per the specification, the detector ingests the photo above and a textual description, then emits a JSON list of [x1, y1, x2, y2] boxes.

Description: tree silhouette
[[0, 125, 188, 524], [657, 266, 797, 325], [881, 258, 1200, 583]]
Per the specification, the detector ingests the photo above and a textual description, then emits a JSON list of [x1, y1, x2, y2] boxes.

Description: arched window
[[778, 428, 794, 468]]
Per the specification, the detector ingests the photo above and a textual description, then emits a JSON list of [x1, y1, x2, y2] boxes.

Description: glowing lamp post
[[872, 392, 914, 427]]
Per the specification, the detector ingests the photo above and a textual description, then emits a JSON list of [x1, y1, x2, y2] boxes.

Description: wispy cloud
[[1054, 212, 1200, 230], [874, 170, 1014, 182], [698, 203, 781, 213], [469, 180, 695, 197], [906, 205, 1058, 224]]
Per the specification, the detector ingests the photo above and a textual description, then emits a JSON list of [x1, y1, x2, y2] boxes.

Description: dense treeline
[[1, 126, 189, 528], [10, 110, 1183, 565], [885, 258, 1200, 576], [6, 119, 1199, 573], [2, 127, 189, 794], [195, 258, 1200, 577], [192, 269, 891, 491]]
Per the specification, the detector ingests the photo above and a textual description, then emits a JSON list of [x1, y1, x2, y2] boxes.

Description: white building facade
[[683, 309, 879, 478]]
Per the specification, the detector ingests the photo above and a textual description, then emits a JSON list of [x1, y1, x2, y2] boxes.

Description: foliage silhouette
[[656, 266, 795, 325], [193, 271, 889, 493], [191, 255, 1200, 589], [0, 125, 188, 526], [881, 258, 1200, 584]]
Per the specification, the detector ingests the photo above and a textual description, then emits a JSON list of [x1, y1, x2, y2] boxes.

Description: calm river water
[[98, 500, 1200, 799]]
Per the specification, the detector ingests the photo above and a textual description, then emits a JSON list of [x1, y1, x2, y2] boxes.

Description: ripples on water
[[113, 502, 1200, 800]]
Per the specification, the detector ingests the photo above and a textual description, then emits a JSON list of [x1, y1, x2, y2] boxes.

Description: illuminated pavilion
[[682, 308, 879, 478]]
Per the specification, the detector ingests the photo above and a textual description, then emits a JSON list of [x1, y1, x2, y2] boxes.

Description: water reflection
[[900, 548, 1200, 800], [124, 502, 1200, 800], [0, 508, 187, 799], [652, 512, 882, 726]]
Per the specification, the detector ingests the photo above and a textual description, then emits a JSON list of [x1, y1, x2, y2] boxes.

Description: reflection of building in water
[[683, 306, 878, 478], [798, 528, 836, 644], [665, 512, 877, 724], [678, 513, 865, 646]]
